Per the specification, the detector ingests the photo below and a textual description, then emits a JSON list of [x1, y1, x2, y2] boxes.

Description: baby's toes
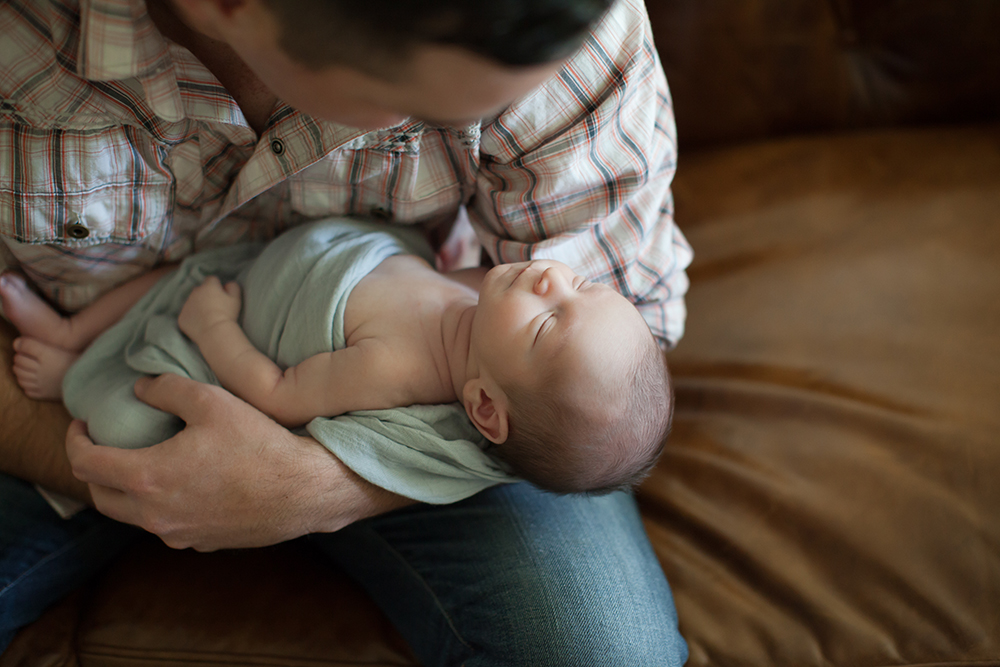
[[12, 361, 40, 393], [13, 337, 50, 362], [13, 350, 40, 373]]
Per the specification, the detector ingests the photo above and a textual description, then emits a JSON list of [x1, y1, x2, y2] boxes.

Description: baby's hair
[[497, 330, 673, 495]]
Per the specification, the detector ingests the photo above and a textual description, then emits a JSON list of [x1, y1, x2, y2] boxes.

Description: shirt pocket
[[0, 124, 173, 248]]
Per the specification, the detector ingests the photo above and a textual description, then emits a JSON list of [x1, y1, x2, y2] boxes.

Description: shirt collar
[[78, 0, 173, 82], [72, 0, 414, 151], [77, 0, 188, 122]]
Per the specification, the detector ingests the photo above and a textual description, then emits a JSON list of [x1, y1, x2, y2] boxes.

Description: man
[[0, 0, 692, 663]]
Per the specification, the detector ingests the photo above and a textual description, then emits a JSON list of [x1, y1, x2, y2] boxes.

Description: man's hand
[[66, 374, 411, 551], [178, 277, 241, 342]]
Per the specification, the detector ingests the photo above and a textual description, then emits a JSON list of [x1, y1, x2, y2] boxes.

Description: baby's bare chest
[[342, 256, 446, 349]]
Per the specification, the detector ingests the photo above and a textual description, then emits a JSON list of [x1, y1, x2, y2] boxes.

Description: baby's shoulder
[[354, 255, 429, 296], [372, 253, 436, 278], [362, 253, 465, 300]]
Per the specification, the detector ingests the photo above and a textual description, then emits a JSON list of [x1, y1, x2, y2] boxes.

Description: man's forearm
[[0, 320, 91, 501], [293, 434, 417, 533]]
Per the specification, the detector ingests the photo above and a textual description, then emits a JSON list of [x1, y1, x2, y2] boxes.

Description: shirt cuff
[[35, 485, 87, 519]]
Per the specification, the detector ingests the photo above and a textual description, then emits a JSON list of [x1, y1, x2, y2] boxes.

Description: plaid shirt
[[0, 0, 692, 347]]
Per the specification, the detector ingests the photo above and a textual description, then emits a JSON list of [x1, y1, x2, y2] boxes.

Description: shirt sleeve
[[468, 0, 692, 348]]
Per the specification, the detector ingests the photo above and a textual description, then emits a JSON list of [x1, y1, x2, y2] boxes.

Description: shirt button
[[270, 139, 285, 155], [66, 221, 90, 239]]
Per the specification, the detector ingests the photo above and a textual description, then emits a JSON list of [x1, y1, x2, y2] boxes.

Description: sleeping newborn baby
[[1, 219, 672, 494]]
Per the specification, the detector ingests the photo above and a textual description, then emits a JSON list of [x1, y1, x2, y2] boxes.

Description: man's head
[[464, 260, 673, 494], [167, 0, 613, 129]]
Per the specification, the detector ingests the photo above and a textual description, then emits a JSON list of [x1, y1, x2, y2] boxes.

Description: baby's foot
[[11, 337, 80, 401], [0, 272, 77, 349]]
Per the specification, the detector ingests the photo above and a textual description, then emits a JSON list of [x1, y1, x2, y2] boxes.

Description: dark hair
[[259, 0, 614, 73], [497, 331, 673, 495]]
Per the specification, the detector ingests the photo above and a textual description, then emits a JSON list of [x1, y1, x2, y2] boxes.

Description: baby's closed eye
[[533, 313, 555, 346]]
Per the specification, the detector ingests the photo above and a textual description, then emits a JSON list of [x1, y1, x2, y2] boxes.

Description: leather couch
[[4, 0, 999, 664]]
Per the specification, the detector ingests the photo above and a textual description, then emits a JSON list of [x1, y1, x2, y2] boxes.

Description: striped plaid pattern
[[0, 0, 692, 347]]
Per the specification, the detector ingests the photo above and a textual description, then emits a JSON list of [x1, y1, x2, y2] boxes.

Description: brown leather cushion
[[642, 122, 1000, 665], [78, 540, 418, 666], [2, 539, 419, 666], [648, 0, 1000, 148]]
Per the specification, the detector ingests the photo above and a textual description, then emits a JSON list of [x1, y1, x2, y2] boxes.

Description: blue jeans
[[1, 474, 687, 665]]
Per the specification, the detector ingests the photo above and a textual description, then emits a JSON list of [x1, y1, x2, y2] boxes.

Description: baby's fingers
[[194, 276, 226, 296], [223, 281, 242, 300]]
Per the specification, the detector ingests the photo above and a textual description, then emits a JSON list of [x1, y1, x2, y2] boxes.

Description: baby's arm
[[179, 277, 405, 427]]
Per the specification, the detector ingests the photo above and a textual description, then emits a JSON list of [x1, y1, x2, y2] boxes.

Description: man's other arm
[[0, 257, 84, 497]]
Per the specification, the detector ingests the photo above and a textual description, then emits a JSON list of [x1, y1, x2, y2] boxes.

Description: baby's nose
[[535, 267, 568, 294]]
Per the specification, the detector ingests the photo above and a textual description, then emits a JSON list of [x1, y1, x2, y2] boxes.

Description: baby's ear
[[463, 379, 509, 444]]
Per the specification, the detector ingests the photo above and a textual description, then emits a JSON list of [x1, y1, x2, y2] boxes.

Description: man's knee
[[469, 589, 688, 667]]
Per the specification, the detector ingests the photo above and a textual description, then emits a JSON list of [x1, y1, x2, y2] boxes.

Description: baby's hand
[[178, 277, 242, 341]]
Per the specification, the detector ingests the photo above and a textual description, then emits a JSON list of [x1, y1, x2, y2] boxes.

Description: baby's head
[[464, 260, 673, 494]]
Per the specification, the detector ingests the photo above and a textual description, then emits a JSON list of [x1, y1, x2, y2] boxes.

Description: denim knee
[[312, 483, 687, 667]]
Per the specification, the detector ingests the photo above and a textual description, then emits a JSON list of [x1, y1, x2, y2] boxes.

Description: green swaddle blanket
[[63, 218, 514, 504]]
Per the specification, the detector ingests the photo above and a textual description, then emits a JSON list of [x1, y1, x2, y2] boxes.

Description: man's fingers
[[65, 419, 146, 490], [87, 482, 138, 526], [64, 420, 187, 545], [224, 281, 241, 298], [133, 373, 218, 423], [89, 481, 180, 544]]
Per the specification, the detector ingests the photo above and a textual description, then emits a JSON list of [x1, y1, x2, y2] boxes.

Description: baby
[[1, 226, 671, 494]]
